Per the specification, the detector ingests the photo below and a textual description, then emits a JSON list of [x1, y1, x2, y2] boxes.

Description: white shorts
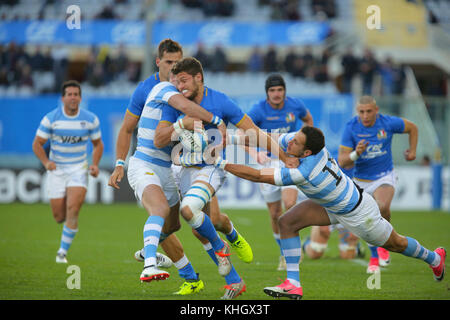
[[326, 192, 393, 247], [353, 171, 396, 195], [127, 157, 179, 207], [47, 161, 88, 199], [174, 165, 227, 197]]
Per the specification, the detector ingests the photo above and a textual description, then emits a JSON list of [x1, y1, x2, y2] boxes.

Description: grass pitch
[[0, 203, 449, 300]]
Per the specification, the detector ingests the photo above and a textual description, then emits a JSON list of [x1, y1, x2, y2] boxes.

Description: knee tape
[[309, 241, 328, 253], [339, 243, 357, 252], [181, 183, 212, 228]]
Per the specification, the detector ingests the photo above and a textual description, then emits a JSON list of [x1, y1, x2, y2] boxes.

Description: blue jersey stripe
[[134, 151, 171, 168], [139, 117, 160, 129], [137, 137, 172, 155], [50, 149, 86, 158]]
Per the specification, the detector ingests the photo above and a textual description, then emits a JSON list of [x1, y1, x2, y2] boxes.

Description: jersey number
[[322, 159, 342, 186]]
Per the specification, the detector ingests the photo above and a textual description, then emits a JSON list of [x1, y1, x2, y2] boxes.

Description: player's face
[[287, 131, 308, 158], [62, 86, 81, 112], [267, 86, 285, 107], [357, 103, 378, 127], [156, 51, 182, 81], [175, 72, 201, 101]]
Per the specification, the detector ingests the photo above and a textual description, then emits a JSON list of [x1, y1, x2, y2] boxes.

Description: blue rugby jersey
[[126, 72, 161, 118], [36, 107, 101, 165], [275, 133, 360, 214], [340, 114, 405, 181], [247, 97, 308, 134], [160, 86, 246, 167], [133, 81, 181, 168]]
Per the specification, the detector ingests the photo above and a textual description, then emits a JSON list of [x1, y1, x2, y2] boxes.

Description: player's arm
[[338, 140, 368, 169], [223, 162, 276, 185], [89, 138, 104, 177], [403, 118, 418, 161], [32, 135, 55, 171], [301, 110, 314, 127], [234, 115, 297, 167], [108, 111, 139, 189], [154, 120, 176, 148]]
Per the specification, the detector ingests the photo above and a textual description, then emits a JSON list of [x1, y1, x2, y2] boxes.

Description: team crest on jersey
[[80, 121, 87, 128], [377, 129, 387, 140], [285, 112, 295, 123]]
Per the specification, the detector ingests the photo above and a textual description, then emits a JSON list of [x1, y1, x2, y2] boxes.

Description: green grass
[[0, 203, 449, 300]]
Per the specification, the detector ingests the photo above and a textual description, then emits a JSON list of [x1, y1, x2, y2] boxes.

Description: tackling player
[[246, 73, 313, 270], [32, 80, 104, 264], [214, 126, 445, 300], [338, 95, 418, 273]]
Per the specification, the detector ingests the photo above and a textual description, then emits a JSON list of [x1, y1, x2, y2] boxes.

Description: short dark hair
[[157, 38, 183, 59], [171, 57, 204, 82], [301, 126, 325, 155], [61, 80, 81, 96], [265, 73, 286, 93]]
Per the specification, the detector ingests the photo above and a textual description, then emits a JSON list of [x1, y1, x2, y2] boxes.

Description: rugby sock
[[203, 242, 241, 284], [194, 214, 224, 251], [143, 215, 165, 268], [281, 236, 302, 287], [401, 237, 441, 267], [173, 255, 198, 281], [368, 244, 379, 258], [274, 233, 283, 255], [58, 224, 78, 255], [225, 221, 238, 243]]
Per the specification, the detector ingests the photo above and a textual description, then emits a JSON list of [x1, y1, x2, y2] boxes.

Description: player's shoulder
[[44, 106, 62, 122], [78, 108, 99, 122], [345, 115, 360, 128], [135, 73, 160, 94], [285, 96, 305, 107]]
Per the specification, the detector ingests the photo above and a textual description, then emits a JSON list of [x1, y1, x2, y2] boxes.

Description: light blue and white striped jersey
[[36, 106, 101, 165], [133, 81, 180, 168], [274, 133, 361, 215]]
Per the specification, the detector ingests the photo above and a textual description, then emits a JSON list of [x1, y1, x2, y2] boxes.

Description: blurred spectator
[[96, 5, 118, 19], [203, 0, 235, 17], [340, 48, 359, 93], [314, 63, 329, 83], [193, 43, 210, 71], [18, 63, 33, 88], [181, 0, 203, 9], [88, 63, 105, 88], [270, 0, 301, 21], [126, 62, 140, 83], [113, 44, 129, 80], [311, 0, 336, 19], [51, 44, 69, 92], [379, 57, 395, 95], [284, 47, 297, 74], [247, 46, 264, 72], [0, 66, 9, 86], [392, 64, 406, 95], [359, 48, 378, 95], [264, 45, 278, 72], [29, 46, 46, 72], [42, 47, 54, 72], [291, 56, 306, 78], [210, 45, 228, 72]]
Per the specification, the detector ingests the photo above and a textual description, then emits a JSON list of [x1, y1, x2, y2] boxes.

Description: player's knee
[[53, 214, 65, 224], [283, 199, 296, 211], [181, 183, 212, 225]]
